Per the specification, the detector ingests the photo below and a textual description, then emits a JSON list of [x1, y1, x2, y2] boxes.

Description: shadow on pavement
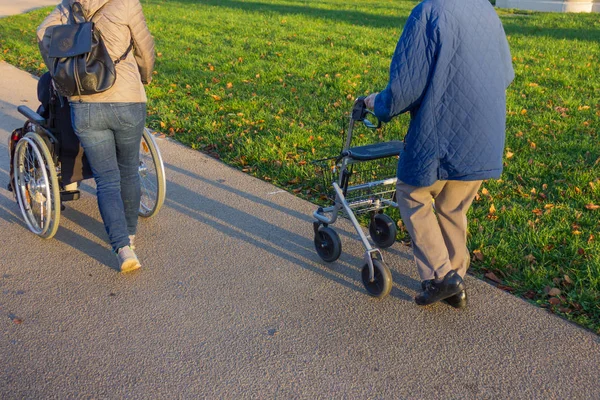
[[163, 160, 417, 302]]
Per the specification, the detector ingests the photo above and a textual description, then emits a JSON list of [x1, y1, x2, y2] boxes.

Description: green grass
[[0, 0, 598, 332]]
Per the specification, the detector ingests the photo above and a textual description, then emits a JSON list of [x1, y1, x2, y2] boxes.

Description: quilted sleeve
[[36, 4, 68, 68], [374, 11, 436, 123], [129, 0, 155, 84]]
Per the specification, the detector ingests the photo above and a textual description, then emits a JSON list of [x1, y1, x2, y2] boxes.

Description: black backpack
[[47, 1, 132, 97]]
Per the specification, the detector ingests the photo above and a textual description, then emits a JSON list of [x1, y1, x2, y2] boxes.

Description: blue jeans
[[71, 102, 146, 252]]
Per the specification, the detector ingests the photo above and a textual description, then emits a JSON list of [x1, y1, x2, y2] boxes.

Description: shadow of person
[[158, 160, 416, 301]]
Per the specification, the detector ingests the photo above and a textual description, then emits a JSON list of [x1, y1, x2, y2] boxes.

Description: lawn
[[0, 0, 598, 332]]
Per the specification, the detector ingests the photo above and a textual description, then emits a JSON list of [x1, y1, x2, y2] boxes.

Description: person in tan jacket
[[37, 0, 155, 272]]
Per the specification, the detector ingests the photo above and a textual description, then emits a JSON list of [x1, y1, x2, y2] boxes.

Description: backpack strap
[[114, 40, 134, 65], [70, 2, 86, 24]]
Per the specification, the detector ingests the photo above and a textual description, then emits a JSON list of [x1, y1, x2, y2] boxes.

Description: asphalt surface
[[1, 3, 600, 399], [0, 0, 58, 17]]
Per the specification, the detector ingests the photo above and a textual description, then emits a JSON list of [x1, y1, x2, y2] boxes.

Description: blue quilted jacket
[[374, 0, 514, 187]]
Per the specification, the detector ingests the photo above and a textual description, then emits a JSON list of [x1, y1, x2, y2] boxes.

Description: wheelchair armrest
[[18, 105, 46, 126]]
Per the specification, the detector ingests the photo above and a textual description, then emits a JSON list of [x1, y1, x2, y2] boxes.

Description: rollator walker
[[312, 98, 404, 298], [7, 73, 166, 239]]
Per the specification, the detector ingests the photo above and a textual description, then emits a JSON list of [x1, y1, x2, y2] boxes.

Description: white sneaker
[[116, 245, 141, 273], [129, 235, 136, 250]]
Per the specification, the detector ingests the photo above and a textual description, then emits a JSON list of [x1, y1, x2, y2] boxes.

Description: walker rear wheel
[[314, 226, 342, 262], [369, 213, 397, 249]]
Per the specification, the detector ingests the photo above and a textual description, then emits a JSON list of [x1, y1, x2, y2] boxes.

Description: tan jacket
[[37, 0, 155, 103]]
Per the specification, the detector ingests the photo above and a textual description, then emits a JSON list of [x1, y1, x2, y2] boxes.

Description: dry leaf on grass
[[484, 271, 502, 284]]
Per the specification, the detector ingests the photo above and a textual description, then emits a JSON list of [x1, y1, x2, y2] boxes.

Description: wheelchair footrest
[[60, 190, 80, 202]]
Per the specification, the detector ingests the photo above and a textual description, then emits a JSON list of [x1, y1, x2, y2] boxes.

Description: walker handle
[[352, 97, 381, 129]]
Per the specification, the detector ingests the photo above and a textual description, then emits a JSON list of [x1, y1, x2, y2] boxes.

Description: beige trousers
[[395, 180, 482, 281]]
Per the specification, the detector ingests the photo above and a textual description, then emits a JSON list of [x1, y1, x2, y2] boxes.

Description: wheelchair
[[8, 73, 166, 239]]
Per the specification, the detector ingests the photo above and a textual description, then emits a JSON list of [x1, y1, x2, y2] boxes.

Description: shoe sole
[[120, 260, 141, 273], [415, 286, 464, 306]]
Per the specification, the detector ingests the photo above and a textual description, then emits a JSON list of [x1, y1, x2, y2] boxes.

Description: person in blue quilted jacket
[[364, 0, 514, 308]]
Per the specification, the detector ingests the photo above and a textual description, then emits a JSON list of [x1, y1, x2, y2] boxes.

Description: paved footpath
[[1, 4, 599, 399]]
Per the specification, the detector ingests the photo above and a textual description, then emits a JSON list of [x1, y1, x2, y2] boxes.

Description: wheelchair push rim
[[13, 132, 61, 239], [138, 128, 166, 218]]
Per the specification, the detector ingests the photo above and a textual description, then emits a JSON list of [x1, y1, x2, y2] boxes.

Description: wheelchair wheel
[[138, 128, 166, 218], [13, 132, 60, 239], [361, 259, 392, 298], [369, 213, 397, 249], [314, 226, 342, 262]]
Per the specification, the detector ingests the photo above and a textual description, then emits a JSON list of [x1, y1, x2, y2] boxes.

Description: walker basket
[[314, 155, 398, 215]]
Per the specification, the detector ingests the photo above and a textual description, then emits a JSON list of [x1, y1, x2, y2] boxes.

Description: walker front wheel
[[314, 226, 342, 262], [361, 259, 392, 298]]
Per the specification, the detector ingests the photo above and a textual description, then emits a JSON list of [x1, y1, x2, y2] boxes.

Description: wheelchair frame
[[11, 105, 166, 239]]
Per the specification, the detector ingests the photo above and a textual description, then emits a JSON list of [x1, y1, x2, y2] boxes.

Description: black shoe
[[444, 289, 467, 309], [415, 270, 465, 306], [421, 276, 468, 309]]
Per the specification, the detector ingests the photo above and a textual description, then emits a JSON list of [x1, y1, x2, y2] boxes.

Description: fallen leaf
[[564, 275, 573, 285], [523, 290, 536, 299], [489, 204, 496, 214], [484, 271, 502, 284], [548, 288, 561, 297], [497, 284, 516, 292], [548, 297, 561, 306], [472, 249, 484, 262], [506, 151, 514, 159], [552, 277, 561, 286], [524, 254, 536, 263], [585, 203, 600, 210]]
